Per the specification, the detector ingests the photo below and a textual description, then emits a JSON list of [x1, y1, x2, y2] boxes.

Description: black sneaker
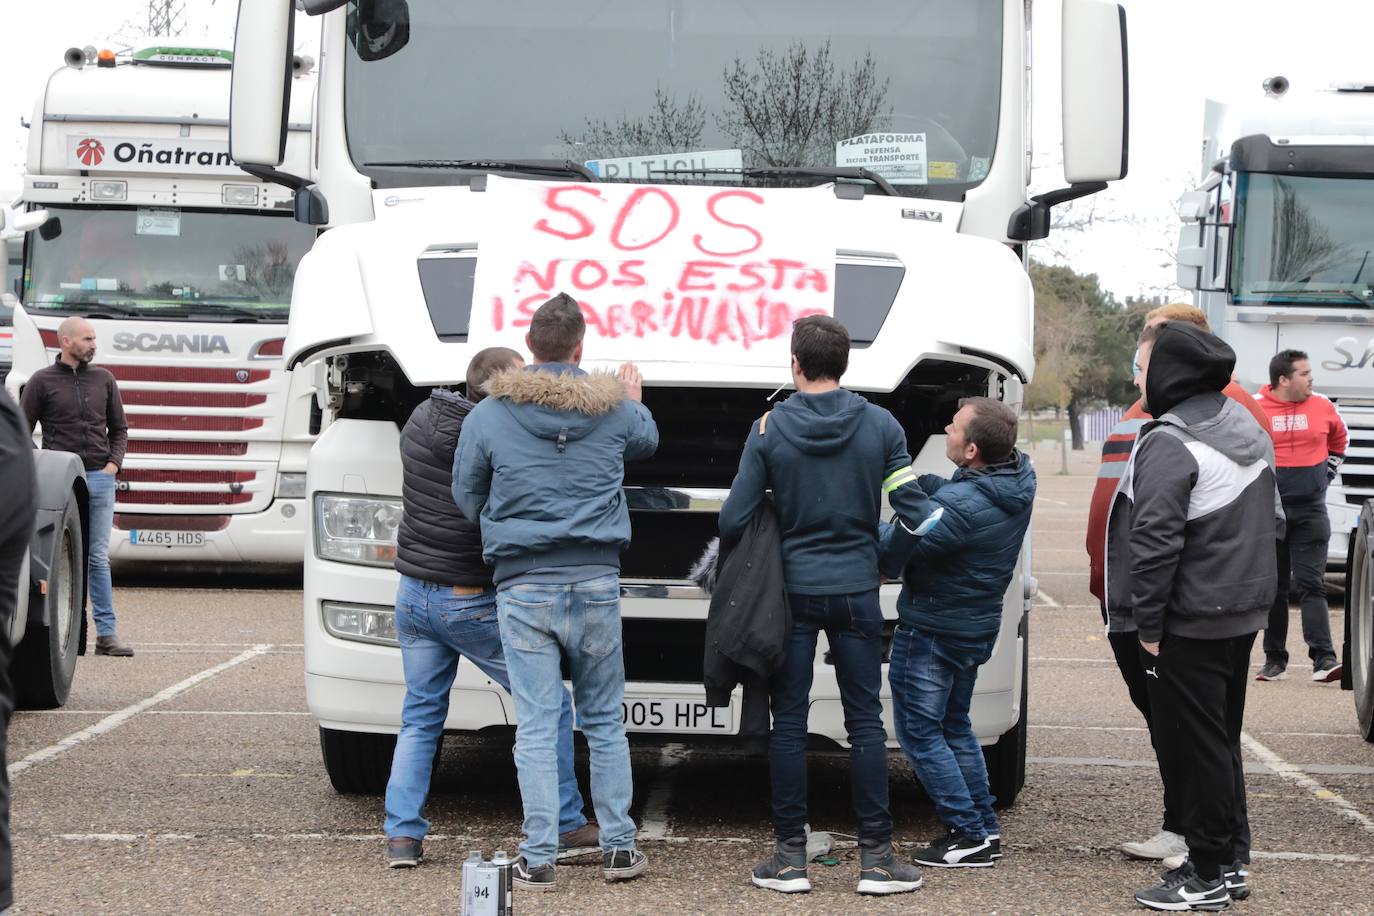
[[1135, 861, 1230, 911], [911, 831, 994, 868], [603, 848, 648, 882], [1312, 657, 1343, 683], [751, 840, 811, 894], [385, 836, 422, 868], [856, 842, 922, 895], [1223, 861, 1250, 901], [512, 856, 556, 891], [988, 833, 1002, 860], [1255, 661, 1287, 682]]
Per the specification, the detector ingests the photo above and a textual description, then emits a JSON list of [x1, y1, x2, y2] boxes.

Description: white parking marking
[[8, 645, 273, 780], [638, 743, 688, 841], [1034, 590, 1061, 608], [1240, 732, 1374, 834]]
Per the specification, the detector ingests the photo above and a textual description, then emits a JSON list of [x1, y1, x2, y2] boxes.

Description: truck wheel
[[1348, 504, 1374, 741], [985, 615, 1029, 808], [13, 500, 84, 709], [319, 726, 397, 794]]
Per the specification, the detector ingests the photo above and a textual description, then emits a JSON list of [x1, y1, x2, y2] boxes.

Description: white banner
[[67, 135, 243, 175], [469, 176, 835, 365]]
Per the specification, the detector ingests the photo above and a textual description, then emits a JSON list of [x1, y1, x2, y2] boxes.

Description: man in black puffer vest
[[383, 348, 595, 869]]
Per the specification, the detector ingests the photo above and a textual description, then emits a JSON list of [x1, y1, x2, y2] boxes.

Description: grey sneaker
[[1135, 861, 1230, 911], [751, 838, 810, 893], [512, 856, 556, 891], [1223, 861, 1250, 901], [386, 836, 422, 868], [1121, 829, 1189, 861], [857, 842, 922, 895], [1255, 661, 1286, 681], [1312, 658, 1342, 683], [602, 848, 647, 883]]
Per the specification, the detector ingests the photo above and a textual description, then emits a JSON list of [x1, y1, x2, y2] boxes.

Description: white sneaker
[[1161, 852, 1187, 870], [1120, 830, 1188, 861]]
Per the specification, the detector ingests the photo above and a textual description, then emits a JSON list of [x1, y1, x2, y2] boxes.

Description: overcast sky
[[3, 0, 1371, 302]]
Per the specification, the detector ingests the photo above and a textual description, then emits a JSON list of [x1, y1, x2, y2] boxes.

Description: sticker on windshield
[[928, 161, 959, 181], [835, 133, 927, 184], [136, 208, 181, 237], [968, 157, 991, 182], [584, 149, 744, 180]]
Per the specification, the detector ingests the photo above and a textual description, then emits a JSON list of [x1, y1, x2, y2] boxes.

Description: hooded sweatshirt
[[394, 389, 491, 587], [717, 387, 926, 595], [1104, 322, 1281, 641], [1254, 384, 1347, 503], [878, 450, 1037, 639], [452, 363, 658, 586]]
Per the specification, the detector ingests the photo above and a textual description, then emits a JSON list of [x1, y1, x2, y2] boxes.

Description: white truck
[[0, 207, 88, 709], [1174, 77, 1374, 740], [5, 43, 319, 568], [229, 0, 1129, 799]]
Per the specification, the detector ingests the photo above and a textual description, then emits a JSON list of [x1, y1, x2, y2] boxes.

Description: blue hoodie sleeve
[[452, 404, 492, 523], [719, 418, 768, 547], [878, 490, 969, 577], [622, 400, 659, 461]]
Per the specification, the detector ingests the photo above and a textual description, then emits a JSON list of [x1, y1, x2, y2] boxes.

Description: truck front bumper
[[109, 498, 306, 566]]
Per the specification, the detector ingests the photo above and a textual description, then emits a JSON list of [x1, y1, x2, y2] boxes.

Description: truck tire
[[319, 726, 397, 794], [13, 499, 84, 709], [1347, 503, 1374, 742], [984, 615, 1029, 808]]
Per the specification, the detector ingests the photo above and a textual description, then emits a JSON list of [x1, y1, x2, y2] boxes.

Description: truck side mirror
[[229, 0, 296, 168], [9, 209, 50, 234], [1061, 0, 1129, 183], [347, 0, 411, 62]]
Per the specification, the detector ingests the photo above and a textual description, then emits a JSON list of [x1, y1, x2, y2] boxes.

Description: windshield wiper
[[27, 301, 144, 318], [1251, 287, 1372, 306], [653, 165, 899, 197], [362, 158, 597, 182]]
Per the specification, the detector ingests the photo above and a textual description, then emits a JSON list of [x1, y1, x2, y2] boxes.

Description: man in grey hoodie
[[1105, 321, 1280, 911]]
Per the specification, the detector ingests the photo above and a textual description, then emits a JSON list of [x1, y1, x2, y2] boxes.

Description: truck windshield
[[1232, 173, 1374, 307], [343, 0, 1003, 201], [24, 206, 316, 322]]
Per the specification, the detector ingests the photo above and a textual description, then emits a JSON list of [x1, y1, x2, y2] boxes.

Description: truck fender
[[27, 450, 88, 626]]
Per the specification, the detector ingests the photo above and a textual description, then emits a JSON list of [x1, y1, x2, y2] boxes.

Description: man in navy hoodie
[[720, 315, 928, 897], [880, 397, 1035, 869]]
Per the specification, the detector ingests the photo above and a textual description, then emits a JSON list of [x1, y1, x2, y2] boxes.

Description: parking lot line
[[638, 743, 689, 841], [7, 644, 274, 780], [1240, 732, 1374, 834]]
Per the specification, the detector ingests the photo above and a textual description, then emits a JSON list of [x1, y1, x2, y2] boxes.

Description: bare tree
[[1269, 178, 1353, 285], [560, 88, 706, 161], [715, 41, 892, 168]]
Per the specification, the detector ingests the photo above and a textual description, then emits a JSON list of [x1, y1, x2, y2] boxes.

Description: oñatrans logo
[[76, 138, 105, 167]]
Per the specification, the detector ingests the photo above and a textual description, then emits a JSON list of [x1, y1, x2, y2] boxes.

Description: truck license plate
[[621, 698, 734, 733], [129, 530, 206, 547]]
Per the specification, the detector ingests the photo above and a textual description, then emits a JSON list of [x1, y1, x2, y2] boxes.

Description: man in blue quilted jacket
[[879, 396, 1035, 869]]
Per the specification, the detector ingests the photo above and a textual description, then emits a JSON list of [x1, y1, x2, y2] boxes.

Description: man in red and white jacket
[[1254, 349, 1347, 684]]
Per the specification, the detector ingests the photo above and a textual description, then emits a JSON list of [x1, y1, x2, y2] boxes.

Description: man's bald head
[[56, 316, 97, 367]]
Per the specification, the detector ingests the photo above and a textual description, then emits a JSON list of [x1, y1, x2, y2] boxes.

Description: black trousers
[[1109, 631, 1180, 834], [1144, 632, 1256, 879], [1265, 498, 1335, 666]]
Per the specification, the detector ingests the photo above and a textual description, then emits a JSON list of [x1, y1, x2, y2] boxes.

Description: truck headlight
[[314, 493, 402, 566], [276, 472, 307, 499], [321, 601, 398, 646]]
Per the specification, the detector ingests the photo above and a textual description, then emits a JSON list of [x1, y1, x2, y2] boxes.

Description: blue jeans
[[86, 470, 116, 637], [383, 575, 587, 842], [770, 590, 890, 845], [889, 624, 999, 839], [497, 574, 636, 866]]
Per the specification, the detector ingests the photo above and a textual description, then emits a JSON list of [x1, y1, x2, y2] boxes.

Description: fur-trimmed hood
[[483, 363, 629, 444]]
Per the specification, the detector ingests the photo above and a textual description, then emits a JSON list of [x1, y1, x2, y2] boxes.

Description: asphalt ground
[[8, 440, 1374, 914]]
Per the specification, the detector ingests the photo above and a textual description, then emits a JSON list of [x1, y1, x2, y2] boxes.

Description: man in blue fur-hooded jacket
[[879, 396, 1034, 870]]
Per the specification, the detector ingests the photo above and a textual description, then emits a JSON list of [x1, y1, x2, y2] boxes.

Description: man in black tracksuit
[[720, 316, 929, 897], [1106, 321, 1280, 911]]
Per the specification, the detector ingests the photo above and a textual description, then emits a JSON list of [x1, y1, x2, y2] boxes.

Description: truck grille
[[113, 513, 230, 531], [1337, 403, 1374, 507], [126, 440, 248, 456]]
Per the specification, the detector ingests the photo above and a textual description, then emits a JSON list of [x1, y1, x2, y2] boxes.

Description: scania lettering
[[1174, 76, 1374, 739], [5, 43, 319, 568], [230, 0, 1129, 797]]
